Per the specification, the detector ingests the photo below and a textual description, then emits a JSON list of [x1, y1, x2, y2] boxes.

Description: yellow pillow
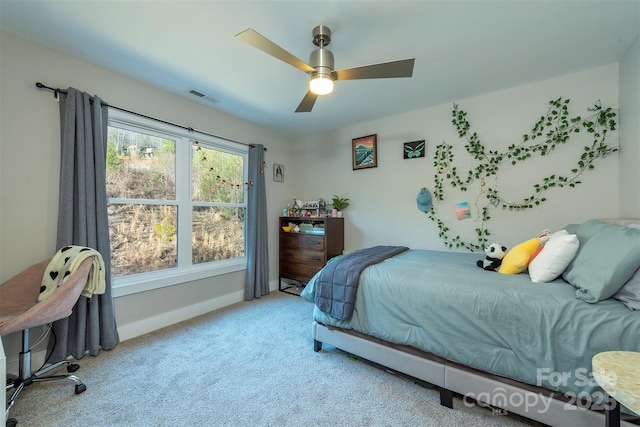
[[498, 238, 541, 275]]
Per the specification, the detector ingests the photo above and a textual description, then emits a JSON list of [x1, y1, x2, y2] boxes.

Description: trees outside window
[[106, 111, 247, 292]]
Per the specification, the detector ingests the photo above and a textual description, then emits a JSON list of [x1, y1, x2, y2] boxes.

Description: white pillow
[[613, 223, 640, 310], [529, 230, 579, 283]]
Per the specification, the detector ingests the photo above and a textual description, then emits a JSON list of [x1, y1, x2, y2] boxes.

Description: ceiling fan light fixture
[[236, 25, 414, 112], [309, 73, 334, 95]]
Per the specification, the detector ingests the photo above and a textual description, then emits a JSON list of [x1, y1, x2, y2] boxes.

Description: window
[[106, 110, 248, 296]]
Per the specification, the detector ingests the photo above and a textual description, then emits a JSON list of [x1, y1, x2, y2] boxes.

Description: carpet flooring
[[7, 291, 542, 426]]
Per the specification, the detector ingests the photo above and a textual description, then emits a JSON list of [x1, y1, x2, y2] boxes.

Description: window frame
[[107, 109, 248, 298]]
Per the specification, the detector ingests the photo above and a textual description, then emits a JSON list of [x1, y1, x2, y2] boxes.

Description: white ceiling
[[1, 0, 638, 136]]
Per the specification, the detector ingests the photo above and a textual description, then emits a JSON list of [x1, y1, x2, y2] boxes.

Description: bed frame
[[313, 321, 638, 427]]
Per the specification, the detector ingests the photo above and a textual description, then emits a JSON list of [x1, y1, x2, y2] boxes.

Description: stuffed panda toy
[[477, 243, 507, 272]]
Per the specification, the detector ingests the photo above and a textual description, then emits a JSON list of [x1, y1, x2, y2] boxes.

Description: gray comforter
[[314, 245, 408, 320]]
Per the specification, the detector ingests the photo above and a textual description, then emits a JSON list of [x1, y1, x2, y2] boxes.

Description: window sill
[[112, 258, 247, 298]]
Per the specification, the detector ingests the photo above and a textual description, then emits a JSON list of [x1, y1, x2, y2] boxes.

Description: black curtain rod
[[35, 82, 266, 151]]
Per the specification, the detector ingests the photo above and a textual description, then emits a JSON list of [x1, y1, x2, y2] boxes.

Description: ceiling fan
[[236, 25, 415, 113]]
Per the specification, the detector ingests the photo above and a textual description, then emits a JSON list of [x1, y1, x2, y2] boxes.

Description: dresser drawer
[[279, 263, 322, 282], [281, 233, 324, 251], [281, 249, 326, 267]]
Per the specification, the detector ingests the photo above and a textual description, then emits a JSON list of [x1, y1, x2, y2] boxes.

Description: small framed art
[[403, 140, 425, 159], [273, 164, 284, 182], [352, 134, 378, 170]]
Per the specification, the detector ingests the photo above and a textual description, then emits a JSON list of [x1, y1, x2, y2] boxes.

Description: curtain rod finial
[[35, 82, 59, 99]]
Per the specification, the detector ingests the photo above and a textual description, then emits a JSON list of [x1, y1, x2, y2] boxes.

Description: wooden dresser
[[279, 216, 344, 295]]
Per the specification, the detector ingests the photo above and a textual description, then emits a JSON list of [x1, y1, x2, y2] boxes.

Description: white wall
[[295, 65, 625, 251], [619, 35, 640, 217], [1, 29, 638, 357], [0, 32, 296, 349]]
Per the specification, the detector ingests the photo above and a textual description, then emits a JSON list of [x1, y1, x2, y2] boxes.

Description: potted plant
[[332, 195, 350, 217]]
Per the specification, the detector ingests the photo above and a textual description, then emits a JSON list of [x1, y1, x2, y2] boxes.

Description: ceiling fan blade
[[295, 91, 318, 113], [334, 58, 415, 81], [236, 28, 315, 74]]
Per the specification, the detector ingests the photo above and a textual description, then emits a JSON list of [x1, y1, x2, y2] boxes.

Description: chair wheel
[[67, 363, 80, 373], [75, 383, 87, 394], [6, 417, 18, 427]]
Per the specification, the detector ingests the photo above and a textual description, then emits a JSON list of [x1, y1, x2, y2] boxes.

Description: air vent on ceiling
[[187, 88, 220, 104]]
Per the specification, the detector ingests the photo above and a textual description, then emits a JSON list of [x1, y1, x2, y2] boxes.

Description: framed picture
[[273, 164, 284, 182], [403, 140, 425, 159], [352, 134, 377, 170]]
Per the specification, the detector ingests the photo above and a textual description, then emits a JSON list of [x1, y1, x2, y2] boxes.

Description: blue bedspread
[[302, 249, 640, 405]]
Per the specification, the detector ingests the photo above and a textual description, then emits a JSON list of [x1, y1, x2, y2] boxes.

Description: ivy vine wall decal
[[426, 97, 618, 252]]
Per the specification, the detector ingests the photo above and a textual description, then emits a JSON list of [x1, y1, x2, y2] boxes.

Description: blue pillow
[[563, 223, 579, 235], [562, 220, 640, 303]]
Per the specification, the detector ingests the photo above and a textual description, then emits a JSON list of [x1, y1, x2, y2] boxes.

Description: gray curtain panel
[[51, 87, 119, 360], [244, 144, 270, 300]]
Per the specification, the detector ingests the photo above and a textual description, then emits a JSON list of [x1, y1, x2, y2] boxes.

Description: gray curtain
[[50, 87, 119, 360], [244, 144, 269, 300]]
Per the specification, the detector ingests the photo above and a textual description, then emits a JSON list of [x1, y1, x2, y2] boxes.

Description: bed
[[301, 219, 640, 426]]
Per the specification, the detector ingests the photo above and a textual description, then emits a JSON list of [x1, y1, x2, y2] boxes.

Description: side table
[[592, 351, 640, 427]]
